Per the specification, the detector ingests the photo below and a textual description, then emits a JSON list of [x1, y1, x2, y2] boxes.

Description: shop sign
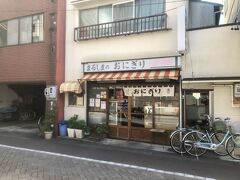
[[123, 86, 174, 97], [83, 57, 178, 73]]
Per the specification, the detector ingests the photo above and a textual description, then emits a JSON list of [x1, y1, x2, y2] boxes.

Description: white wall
[[182, 25, 240, 79], [64, 93, 86, 120], [214, 85, 240, 132], [0, 84, 21, 108], [182, 82, 213, 90]]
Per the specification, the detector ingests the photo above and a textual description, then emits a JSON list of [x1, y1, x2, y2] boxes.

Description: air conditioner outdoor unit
[[234, 84, 240, 97]]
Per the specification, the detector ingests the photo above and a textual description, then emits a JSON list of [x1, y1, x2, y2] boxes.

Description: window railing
[[74, 13, 168, 41]]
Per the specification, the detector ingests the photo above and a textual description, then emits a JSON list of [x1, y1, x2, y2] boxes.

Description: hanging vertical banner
[[153, 87, 162, 97], [164, 86, 175, 97], [123, 86, 174, 97], [142, 87, 153, 96], [132, 87, 142, 97]]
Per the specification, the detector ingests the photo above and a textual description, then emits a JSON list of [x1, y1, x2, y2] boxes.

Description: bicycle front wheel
[[211, 132, 228, 156], [170, 129, 188, 154], [225, 134, 240, 160], [183, 131, 207, 157]]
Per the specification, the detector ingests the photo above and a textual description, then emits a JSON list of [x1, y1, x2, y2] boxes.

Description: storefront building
[[62, 0, 189, 144], [80, 57, 181, 144]]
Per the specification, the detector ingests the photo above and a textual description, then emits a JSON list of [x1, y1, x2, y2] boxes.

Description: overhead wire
[[0, 0, 188, 13]]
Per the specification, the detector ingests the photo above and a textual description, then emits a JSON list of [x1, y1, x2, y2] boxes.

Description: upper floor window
[[0, 13, 44, 47], [76, 0, 166, 40], [79, 0, 165, 27], [113, 1, 134, 21], [136, 0, 165, 18]]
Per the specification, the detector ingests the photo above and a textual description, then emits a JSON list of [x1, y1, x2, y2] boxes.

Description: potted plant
[[41, 110, 55, 140], [67, 115, 78, 138], [75, 120, 86, 139], [96, 124, 109, 139]]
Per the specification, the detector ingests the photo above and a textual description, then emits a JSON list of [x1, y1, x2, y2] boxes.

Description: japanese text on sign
[[83, 57, 177, 73], [123, 86, 174, 97]]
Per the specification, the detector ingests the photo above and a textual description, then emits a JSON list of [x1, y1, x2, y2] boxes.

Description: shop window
[[109, 87, 128, 126], [154, 95, 179, 129], [185, 91, 209, 128], [132, 96, 152, 128], [68, 92, 84, 106], [88, 86, 107, 125]]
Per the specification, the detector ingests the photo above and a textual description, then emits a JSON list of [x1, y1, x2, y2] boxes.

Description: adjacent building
[[0, 0, 65, 127], [224, 0, 240, 23]]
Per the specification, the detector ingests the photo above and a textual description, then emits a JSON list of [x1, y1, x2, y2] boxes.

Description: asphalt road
[[0, 131, 239, 180]]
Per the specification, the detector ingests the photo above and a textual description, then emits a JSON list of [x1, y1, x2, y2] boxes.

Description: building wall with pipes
[[182, 24, 240, 128]]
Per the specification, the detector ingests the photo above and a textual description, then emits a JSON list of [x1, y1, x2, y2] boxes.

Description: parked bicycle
[[170, 115, 227, 155], [183, 117, 240, 160]]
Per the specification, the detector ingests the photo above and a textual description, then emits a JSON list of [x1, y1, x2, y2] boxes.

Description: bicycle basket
[[213, 120, 227, 132]]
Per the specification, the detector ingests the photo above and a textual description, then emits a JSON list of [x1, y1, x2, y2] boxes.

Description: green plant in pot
[[42, 110, 55, 140], [67, 115, 78, 138], [75, 120, 86, 139], [96, 124, 109, 139]]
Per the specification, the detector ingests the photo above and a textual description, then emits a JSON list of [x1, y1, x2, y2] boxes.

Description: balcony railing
[[74, 13, 168, 41]]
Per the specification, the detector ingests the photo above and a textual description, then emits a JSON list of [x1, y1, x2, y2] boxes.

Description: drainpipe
[[179, 75, 182, 129], [55, 0, 66, 136]]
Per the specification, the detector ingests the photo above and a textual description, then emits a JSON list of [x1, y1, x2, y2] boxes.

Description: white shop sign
[[83, 57, 178, 73], [123, 86, 174, 97]]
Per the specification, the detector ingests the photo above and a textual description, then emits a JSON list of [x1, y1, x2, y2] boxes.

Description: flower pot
[[75, 129, 83, 139], [67, 128, 75, 138], [44, 131, 53, 140]]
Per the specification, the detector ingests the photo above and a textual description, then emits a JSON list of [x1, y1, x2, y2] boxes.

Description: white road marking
[[0, 143, 215, 180]]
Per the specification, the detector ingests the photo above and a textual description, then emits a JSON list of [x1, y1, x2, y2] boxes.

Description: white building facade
[[62, 0, 239, 144]]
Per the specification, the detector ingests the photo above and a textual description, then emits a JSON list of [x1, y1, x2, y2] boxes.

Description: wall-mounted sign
[[123, 86, 174, 97], [83, 57, 179, 73]]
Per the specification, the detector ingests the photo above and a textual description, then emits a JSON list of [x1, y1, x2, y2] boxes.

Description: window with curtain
[[135, 0, 165, 17], [79, 8, 98, 39], [113, 2, 134, 21], [0, 21, 7, 47], [20, 16, 32, 44], [32, 14, 44, 42], [79, 8, 98, 26], [113, 1, 134, 34], [79, 6, 113, 38], [7, 19, 19, 45], [135, 0, 165, 31], [99, 5, 112, 36], [99, 5, 112, 23]]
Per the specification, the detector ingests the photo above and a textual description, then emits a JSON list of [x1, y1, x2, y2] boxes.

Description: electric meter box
[[44, 85, 57, 100]]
